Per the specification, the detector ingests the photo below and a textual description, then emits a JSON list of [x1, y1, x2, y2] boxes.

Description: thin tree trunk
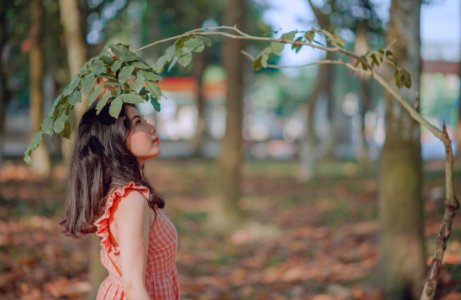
[[59, 0, 87, 161], [298, 97, 318, 181], [357, 78, 371, 163], [0, 1, 8, 164], [456, 6, 461, 160], [356, 21, 371, 165], [209, 0, 246, 231], [306, 0, 336, 160], [191, 53, 208, 157], [298, 64, 327, 181], [29, 0, 50, 176], [59, 0, 86, 118], [322, 55, 335, 159], [377, 1, 425, 298]]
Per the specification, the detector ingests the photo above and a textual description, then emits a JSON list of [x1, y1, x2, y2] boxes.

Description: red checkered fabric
[[94, 182, 179, 299]]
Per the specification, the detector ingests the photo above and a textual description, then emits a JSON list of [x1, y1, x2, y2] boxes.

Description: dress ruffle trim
[[94, 181, 150, 254]]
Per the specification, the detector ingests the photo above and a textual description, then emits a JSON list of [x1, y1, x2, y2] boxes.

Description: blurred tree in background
[[378, 0, 425, 298], [29, 0, 51, 176], [210, 0, 247, 231], [0, 1, 7, 165], [298, 0, 385, 181]]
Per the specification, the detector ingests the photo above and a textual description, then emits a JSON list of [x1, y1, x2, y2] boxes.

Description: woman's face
[[124, 105, 160, 165]]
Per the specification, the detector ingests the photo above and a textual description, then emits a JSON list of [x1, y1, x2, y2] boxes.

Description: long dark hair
[[61, 103, 164, 237]]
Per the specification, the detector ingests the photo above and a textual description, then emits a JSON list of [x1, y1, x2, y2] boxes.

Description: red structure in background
[[157, 77, 226, 100], [423, 60, 459, 75]]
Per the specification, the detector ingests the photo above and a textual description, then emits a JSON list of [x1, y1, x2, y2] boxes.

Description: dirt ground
[[0, 159, 460, 299]]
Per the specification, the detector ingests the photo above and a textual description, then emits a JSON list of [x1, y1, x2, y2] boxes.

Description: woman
[[60, 102, 179, 299]]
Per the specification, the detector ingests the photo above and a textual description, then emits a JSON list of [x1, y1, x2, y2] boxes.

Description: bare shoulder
[[115, 190, 150, 221]]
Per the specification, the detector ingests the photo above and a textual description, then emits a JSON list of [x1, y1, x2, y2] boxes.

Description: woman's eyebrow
[[130, 115, 141, 121]]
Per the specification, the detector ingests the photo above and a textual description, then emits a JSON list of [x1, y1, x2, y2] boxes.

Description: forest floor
[[0, 158, 460, 300]]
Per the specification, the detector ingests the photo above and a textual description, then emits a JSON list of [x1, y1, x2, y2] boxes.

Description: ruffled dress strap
[[93, 181, 150, 254]]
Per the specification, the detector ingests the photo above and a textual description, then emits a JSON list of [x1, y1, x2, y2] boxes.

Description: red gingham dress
[[94, 182, 179, 299]]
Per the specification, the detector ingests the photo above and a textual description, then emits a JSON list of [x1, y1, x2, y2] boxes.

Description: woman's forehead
[[124, 105, 140, 118]]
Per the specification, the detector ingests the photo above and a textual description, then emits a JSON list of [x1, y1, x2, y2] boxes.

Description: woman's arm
[[114, 190, 151, 300]]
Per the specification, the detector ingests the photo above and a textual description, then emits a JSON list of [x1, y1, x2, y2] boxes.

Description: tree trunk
[[356, 21, 371, 165], [209, 0, 246, 231], [297, 65, 327, 182], [322, 55, 335, 159], [59, 0, 87, 160], [190, 52, 208, 157], [297, 64, 327, 181], [298, 96, 318, 181], [58, 1, 104, 297], [377, 1, 425, 298], [29, 0, 50, 176], [306, 0, 336, 160], [0, 1, 8, 164], [59, 0, 87, 119], [456, 5, 461, 160]]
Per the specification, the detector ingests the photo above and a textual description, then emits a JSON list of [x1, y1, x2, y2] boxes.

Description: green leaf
[[139, 70, 162, 81], [261, 53, 269, 68], [79, 64, 90, 76], [111, 60, 123, 72], [62, 121, 71, 139], [320, 29, 345, 47], [393, 68, 412, 89], [197, 36, 212, 46], [165, 45, 176, 62], [48, 96, 62, 120], [99, 55, 114, 65], [54, 113, 68, 134], [139, 87, 149, 98], [304, 30, 315, 42], [371, 52, 382, 66], [132, 73, 145, 92], [150, 98, 161, 112], [291, 37, 303, 53], [88, 85, 104, 105], [62, 75, 80, 96], [253, 56, 263, 71], [184, 36, 205, 53], [110, 44, 138, 62], [153, 55, 167, 73], [168, 56, 178, 72], [118, 65, 135, 84], [270, 42, 284, 55], [178, 53, 192, 67], [24, 132, 43, 164], [50, 96, 65, 119], [257, 48, 271, 68], [81, 76, 95, 96], [68, 90, 82, 104], [146, 82, 162, 99], [96, 92, 111, 115], [91, 59, 107, 75], [120, 93, 145, 104], [131, 61, 151, 70], [109, 97, 123, 118], [42, 118, 54, 135], [281, 31, 296, 41], [24, 152, 32, 165]]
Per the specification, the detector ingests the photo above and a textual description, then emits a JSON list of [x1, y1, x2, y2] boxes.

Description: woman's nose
[[149, 123, 156, 134]]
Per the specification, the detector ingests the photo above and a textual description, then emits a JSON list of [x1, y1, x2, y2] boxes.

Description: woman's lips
[[152, 136, 159, 144]]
